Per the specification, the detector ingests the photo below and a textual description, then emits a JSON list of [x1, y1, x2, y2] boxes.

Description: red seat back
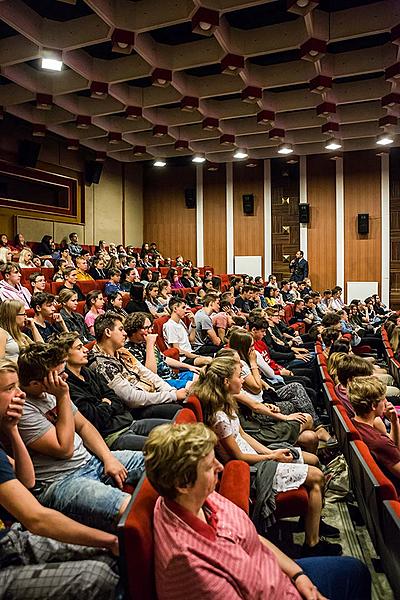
[[185, 394, 204, 423], [152, 316, 170, 352], [174, 408, 197, 424]]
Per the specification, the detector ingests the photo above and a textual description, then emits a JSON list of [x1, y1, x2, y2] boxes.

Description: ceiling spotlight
[[245, 159, 258, 168], [376, 133, 394, 146], [325, 138, 342, 150], [277, 143, 294, 155], [41, 57, 62, 71], [192, 154, 206, 163], [153, 159, 166, 167], [41, 49, 63, 71], [207, 162, 219, 172], [233, 148, 248, 159]]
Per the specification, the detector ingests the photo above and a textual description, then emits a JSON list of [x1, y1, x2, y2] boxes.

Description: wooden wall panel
[[271, 159, 300, 281], [203, 164, 227, 274], [143, 165, 196, 263], [390, 148, 400, 308], [307, 155, 337, 291], [344, 150, 381, 292], [233, 162, 264, 271]]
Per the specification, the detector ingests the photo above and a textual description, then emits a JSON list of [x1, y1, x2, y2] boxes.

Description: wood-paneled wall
[[203, 164, 227, 274], [143, 164, 197, 263], [233, 162, 264, 271], [390, 149, 400, 308], [307, 155, 337, 291], [271, 159, 300, 281], [344, 150, 381, 291]]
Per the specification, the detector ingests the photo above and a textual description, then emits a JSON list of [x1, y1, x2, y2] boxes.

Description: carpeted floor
[[270, 498, 394, 600]]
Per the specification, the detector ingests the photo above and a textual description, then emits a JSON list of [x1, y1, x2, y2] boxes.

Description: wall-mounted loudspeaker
[[185, 188, 196, 209], [84, 160, 103, 185], [17, 140, 41, 168], [299, 203, 310, 224], [242, 194, 254, 215], [357, 213, 369, 235]]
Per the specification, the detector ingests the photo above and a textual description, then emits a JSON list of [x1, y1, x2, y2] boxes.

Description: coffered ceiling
[[0, 0, 399, 163]]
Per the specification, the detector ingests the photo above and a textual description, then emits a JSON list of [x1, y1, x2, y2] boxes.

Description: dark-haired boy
[[17, 343, 144, 532], [31, 293, 68, 341]]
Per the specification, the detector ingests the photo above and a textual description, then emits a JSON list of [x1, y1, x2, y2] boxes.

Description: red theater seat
[[152, 316, 170, 352]]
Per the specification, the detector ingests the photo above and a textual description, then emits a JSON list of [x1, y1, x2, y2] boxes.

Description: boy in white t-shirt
[[163, 298, 211, 367]]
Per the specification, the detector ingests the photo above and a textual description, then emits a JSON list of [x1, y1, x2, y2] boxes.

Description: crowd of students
[[0, 231, 397, 598]]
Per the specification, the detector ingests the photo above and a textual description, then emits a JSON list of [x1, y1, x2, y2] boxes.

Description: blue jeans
[[297, 556, 371, 600], [37, 451, 145, 532], [166, 371, 194, 389]]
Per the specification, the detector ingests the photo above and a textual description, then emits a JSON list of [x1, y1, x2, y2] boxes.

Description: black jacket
[[66, 366, 133, 437]]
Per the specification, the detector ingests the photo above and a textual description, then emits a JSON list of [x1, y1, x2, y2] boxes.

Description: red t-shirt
[[253, 339, 282, 374], [352, 420, 400, 497]]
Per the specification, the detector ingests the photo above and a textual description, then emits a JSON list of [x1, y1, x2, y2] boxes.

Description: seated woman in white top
[[191, 355, 342, 557], [0, 299, 43, 362]]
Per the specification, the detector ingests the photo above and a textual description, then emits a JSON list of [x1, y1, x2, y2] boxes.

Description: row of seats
[[118, 398, 310, 600], [315, 341, 400, 598]]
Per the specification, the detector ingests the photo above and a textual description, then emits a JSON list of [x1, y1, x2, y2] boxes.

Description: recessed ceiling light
[[277, 143, 294, 155], [41, 57, 62, 71], [192, 154, 206, 163], [233, 148, 248, 159], [376, 133, 394, 146], [153, 159, 166, 167], [325, 138, 342, 150]]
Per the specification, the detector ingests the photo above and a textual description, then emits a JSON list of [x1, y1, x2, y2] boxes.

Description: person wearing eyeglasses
[[0, 300, 43, 362]]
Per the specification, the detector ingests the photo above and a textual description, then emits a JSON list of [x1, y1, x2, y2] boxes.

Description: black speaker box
[[358, 213, 369, 235], [17, 140, 41, 168], [242, 194, 254, 215], [185, 188, 196, 209], [84, 160, 103, 185], [299, 203, 310, 224]]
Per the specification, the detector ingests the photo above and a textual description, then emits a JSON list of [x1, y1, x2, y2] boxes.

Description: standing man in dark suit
[[290, 250, 309, 282]]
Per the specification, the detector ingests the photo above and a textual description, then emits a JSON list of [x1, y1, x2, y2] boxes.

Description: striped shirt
[[154, 491, 301, 600]]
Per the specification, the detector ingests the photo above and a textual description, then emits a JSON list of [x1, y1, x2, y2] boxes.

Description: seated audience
[[54, 332, 169, 451], [180, 267, 195, 288], [0, 246, 13, 268], [89, 256, 107, 280], [0, 359, 121, 599], [36, 235, 54, 258], [18, 248, 35, 269], [58, 289, 94, 343], [104, 269, 122, 297], [88, 312, 186, 420], [124, 312, 196, 389], [10, 232, 25, 255], [145, 422, 370, 600], [30, 292, 68, 341], [58, 266, 85, 301], [68, 232, 82, 258], [29, 271, 47, 295], [52, 258, 69, 282], [105, 291, 128, 319], [0, 299, 42, 361], [17, 343, 145, 532], [349, 376, 400, 496], [120, 267, 137, 292], [192, 294, 222, 356], [167, 268, 183, 290], [145, 282, 168, 317], [234, 285, 252, 317], [163, 298, 211, 367], [191, 356, 342, 556], [157, 279, 172, 308], [84, 290, 105, 336], [75, 256, 94, 282], [0, 263, 32, 307], [125, 282, 148, 314]]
